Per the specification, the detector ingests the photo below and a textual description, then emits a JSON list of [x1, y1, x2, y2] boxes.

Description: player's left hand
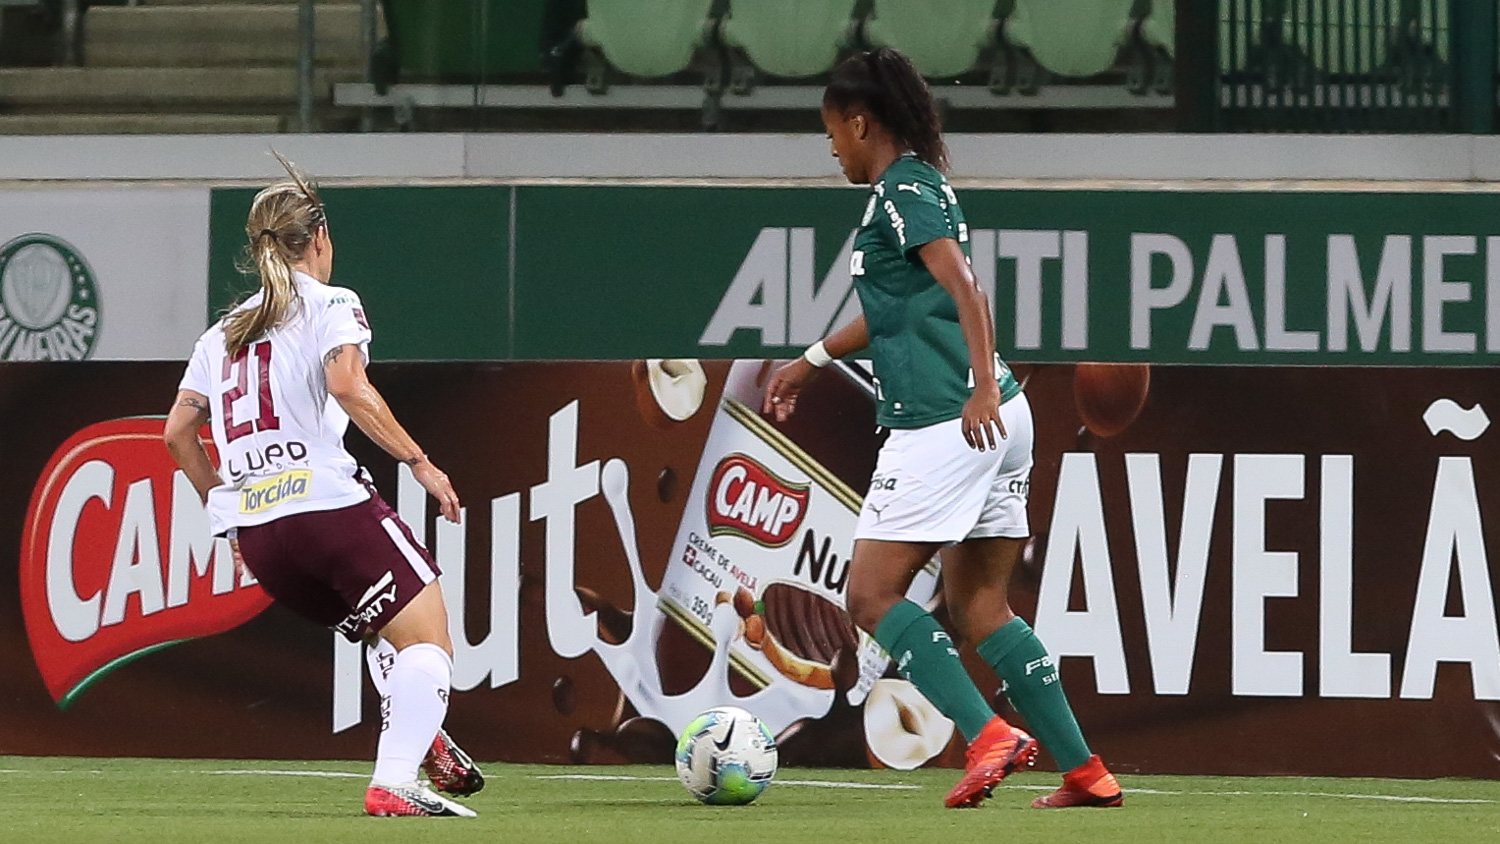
[[962, 381, 1007, 451], [414, 459, 462, 524]]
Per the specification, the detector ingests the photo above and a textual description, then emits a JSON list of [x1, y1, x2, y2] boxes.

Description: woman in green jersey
[[764, 48, 1120, 810]]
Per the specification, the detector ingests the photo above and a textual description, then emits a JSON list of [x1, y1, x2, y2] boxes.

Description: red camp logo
[[19, 417, 272, 708], [707, 454, 810, 548]]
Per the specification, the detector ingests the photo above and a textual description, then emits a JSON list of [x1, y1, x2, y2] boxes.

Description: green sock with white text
[[873, 600, 995, 742], [977, 617, 1092, 771]]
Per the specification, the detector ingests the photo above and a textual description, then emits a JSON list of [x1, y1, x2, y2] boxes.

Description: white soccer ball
[[674, 706, 779, 805]]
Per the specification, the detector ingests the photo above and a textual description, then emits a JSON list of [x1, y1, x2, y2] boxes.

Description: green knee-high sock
[[977, 618, 1092, 771], [874, 600, 995, 742]]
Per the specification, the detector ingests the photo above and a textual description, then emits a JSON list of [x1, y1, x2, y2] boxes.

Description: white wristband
[[803, 340, 834, 368]]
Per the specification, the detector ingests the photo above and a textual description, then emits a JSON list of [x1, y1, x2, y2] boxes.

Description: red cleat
[[364, 782, 477, 817], [944, 718, 1038, 808], [1031, 755, 1123, 808], [423, 729, 485, 797]]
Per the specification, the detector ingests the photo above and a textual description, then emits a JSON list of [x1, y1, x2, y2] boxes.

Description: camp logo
[[19, 417, 272, 708], [707, 454, 810, 548], [0, 234, 101, 361]]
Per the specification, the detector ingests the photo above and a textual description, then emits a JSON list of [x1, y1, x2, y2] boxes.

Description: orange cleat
[[1031, 755, 1123, 808], [944, 718, 1039, 808], [423, 729, 485, 797], [365, 782, 478, 817]]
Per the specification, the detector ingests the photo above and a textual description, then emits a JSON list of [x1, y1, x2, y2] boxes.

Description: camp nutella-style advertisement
[[1, 359, 1497, 778]]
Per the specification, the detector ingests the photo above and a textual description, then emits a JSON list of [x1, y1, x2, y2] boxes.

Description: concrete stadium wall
[[6, 133, 1500, 183]]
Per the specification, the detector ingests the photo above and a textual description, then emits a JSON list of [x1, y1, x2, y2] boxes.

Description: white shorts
[[854, 392, 1033, 544]]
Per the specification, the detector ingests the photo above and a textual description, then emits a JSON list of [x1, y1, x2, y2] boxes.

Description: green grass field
[[2, 757, 1496, 844]]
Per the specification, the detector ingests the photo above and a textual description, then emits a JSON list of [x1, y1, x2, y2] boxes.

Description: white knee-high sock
[[371, 642, 453, 786], [366, 638, 398, 733], [367, 638, 398, 697]]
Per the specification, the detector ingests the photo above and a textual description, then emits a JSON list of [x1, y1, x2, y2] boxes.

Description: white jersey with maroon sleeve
[[179, 271, 374, 536]]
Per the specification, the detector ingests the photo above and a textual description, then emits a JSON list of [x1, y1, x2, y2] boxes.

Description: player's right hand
[[962, 380, 1007, 451], [414, 460, 462, 523], [762, 358, 820, 422]]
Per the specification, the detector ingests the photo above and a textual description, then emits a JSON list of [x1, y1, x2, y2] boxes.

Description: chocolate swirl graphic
[[742, 583, 859, 689]]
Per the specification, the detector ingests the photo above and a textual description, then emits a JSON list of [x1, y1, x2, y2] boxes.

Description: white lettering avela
[[1034, 445, 1499, 701]]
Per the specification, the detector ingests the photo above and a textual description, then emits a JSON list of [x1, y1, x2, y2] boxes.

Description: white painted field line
[[535, 774, 677, 782], [8, 766, 1483, 804], [1004, 784, 1493, 804], [777, 779, 921, 790], [206, 769, 366, 779], [535, 774, 919, 791]]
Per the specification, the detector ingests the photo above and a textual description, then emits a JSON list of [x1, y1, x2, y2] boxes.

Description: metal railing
[[297, 0, 314, 131], [1216, 0, 1494, 133]]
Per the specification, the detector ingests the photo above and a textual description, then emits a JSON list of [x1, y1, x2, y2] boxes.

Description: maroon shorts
[[234, 492, 441, 642]]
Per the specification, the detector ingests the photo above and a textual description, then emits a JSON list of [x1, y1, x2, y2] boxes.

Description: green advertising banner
[[209, 185, 1500, 364], [208, 186, 511, 360]]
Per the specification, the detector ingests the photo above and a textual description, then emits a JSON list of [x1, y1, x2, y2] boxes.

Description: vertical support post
[[1175, 0, 1219, 131], [61, 0, 80, 65], [360, 0, 378, 131], [298, 0, 316, 132], [1453, 0, 1496, 134]]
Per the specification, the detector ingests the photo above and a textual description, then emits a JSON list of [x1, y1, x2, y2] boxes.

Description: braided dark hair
[[823, 47, 949, 173]]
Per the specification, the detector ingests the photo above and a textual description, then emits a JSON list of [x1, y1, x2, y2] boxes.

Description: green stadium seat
[[719, 0, 857, 79], [864, 0, 997, 79], [578, 0, 715, 78], [1004, 0, 1137, 78], [386, 0, 551, 83]]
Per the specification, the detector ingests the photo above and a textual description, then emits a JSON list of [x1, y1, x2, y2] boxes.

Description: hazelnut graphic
[[632, 359, 708, 428], [1073, 362, 1150, 438], [863, 678, 955, 770]]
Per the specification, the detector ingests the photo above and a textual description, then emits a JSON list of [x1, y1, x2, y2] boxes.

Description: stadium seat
[[864, 0, 997, 79], [719, 0, 857, 79], [387, 0, 550, 82], [577, 0, 715, 78], [1004, 0, 1137, 79]]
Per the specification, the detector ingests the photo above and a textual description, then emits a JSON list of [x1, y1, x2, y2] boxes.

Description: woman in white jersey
[[163, 159, 481, 818]]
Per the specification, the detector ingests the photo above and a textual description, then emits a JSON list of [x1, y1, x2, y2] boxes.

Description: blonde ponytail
[[225, 152, 326, 356]]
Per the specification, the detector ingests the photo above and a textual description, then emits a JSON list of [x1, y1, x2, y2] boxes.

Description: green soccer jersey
[[852, 154, 1020, 429]]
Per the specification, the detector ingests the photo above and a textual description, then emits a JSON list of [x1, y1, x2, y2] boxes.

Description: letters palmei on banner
[[2, 361, 1498, 777]]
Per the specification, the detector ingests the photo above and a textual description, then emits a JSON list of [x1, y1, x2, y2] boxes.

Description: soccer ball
[[674, 706, 778, 805]]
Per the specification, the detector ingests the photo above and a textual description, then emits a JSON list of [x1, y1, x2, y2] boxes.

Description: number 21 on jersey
[[222, 341, 280, 442]]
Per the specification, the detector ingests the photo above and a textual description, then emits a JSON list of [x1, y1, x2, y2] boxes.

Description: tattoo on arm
[[178, 396, 208, 413], [405, 455, 426, 467], [323, 346, 345, 367]]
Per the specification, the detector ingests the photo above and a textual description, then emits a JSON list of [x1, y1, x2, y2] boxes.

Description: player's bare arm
[[762, 314, 870, 422], [918, 237, 1006, 450], [323, 342, 462, 523], [163, 389, 220, 503]]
